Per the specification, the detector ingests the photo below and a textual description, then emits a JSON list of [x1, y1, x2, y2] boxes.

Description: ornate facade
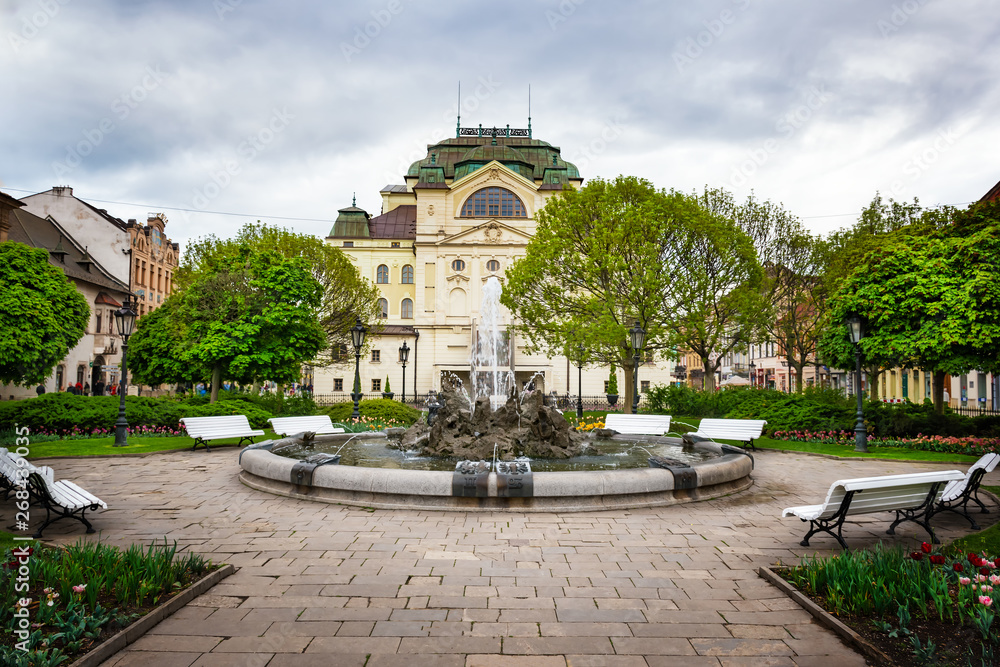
[[127, 213, 179, 317], [316, 128, 676, 402]]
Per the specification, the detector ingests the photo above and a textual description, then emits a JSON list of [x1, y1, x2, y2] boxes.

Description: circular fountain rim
[[238, 433, 754, 513]]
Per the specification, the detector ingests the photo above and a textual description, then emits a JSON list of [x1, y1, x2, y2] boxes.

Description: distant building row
[[0, 186, 179, 398]]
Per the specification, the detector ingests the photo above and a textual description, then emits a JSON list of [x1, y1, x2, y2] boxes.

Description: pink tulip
[[960, 577, 972, 585], [72, 584, 86, 593], [980, 596, 993, 607]]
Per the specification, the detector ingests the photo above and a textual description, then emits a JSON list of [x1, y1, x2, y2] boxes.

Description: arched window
[[460, 187, 527, 218], [452, 259, 466, 272], [376, 265, 389, 284], [486, 259, 500, 272], [401, 265, 414, 284], [377, 298, 388, 318], [401, 298, 413, 319]]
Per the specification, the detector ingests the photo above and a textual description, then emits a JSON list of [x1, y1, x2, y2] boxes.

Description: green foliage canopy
[[0, 242, 89, 386]]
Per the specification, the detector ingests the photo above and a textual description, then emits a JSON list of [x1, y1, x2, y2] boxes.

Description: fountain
[[237, 278, 754, 510]]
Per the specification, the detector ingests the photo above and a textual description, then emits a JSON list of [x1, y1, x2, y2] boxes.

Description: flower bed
[[1, 539, 216, 666], [778, 543, 999, 665], [771, 429, 1000, 457]]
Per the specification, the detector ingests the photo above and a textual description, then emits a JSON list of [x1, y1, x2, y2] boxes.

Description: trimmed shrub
[[321, 399, 420, 426]]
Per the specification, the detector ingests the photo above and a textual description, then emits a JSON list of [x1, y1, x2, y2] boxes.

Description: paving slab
[[7, 448, 997, 666]]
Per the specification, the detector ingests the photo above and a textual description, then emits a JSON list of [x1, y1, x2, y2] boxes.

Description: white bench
[[268, 415, 346, 437], [603, 414, 672, 436], [180, 415, 264, 451], [689, 418, 767, 451], [1, 448, 54, 500], [935, 453, 1000, 530], [27, 471, 107, 538], [782, 469, 965, 549]]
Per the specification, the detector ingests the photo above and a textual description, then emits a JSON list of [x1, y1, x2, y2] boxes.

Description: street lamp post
[[847, 315, 868, 453], [350, 317, 367, 420], [576, 342, 584, 420], [749, 360, 755, 388], [629, 321, 646, 415], [112, 298, 137, 447], [399, 341, 410, 403]]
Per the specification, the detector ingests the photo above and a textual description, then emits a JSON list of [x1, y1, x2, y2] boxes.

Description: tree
[[819, 202, 1000, 412], [501, 177, 705, 412], [0, 242, 89, 386], [696, 188, 819, 392], [818, 193, 959, 400], [127, 298, 196, 388], [661, 190, 767, 392], [130, 245, 326, 402], [180, 223, 381, 366]]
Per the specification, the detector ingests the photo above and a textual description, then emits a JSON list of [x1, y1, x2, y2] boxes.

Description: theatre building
[[315, 125, 675, 404]]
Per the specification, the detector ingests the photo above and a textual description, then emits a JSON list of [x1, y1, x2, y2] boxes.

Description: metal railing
[[952, 405, 1000, 417]]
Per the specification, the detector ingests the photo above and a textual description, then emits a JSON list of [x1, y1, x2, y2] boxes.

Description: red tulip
[[922, 542, 932, 554], [911, 552, 924, 561], [930, 555, 945, 565], [954, 563, 965, 573]]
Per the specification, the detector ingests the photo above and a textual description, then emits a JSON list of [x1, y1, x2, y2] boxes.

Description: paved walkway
[[8, 449, 1000, 666]]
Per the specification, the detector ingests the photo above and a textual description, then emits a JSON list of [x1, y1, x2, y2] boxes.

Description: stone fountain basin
[[238, 433, 754, 512]]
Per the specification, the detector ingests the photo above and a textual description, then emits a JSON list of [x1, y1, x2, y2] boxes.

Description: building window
[[401, 298, 413, 319], [96, 311, 102, 333], [401, 265, 414, 284], [486, 259, 500, 272], [376, 264, 389, 283], [391, 242, 400, 248], [343, 241, 353, 248], [460, 187, 527, 218], [372, 378, 381, 392], [372, 350, 381, 362], [334, 378, 344, 392], [77, 365, 85, 384], [604, 381, 611, 393], [378, 298, 388, 318], [451, 259, 465, 272], [56, 365, 64, 390], [641, 380, 650, 393]]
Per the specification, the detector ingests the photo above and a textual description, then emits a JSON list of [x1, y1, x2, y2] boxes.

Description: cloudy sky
[[2, 0, 998, 251]]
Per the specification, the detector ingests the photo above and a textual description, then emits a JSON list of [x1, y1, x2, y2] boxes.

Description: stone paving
[[8, 449, 1000, 666]]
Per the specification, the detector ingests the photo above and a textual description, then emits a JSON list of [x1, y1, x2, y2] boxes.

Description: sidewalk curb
[[758, 566, 894, 666], [66, 563, 236, 667]]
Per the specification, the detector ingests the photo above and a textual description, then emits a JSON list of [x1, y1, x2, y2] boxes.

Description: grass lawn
[[0, 530, 36, 553], [20, 432, 280, 459], [944, 485, 1000, 557], [752, 436, 983, 464]]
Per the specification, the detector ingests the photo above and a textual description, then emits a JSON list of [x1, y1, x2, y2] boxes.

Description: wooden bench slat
[[603, 414, 672, 435], [268, 416, 346, 436], [180, 415, 264, 450]]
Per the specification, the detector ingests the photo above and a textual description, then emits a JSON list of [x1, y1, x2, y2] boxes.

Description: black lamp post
[[847, 315, 868, 453], [749, 360, 755, 388], [350, 317, 367, 420], [112, 298, 137, 447], [576, 342, 584, 419], [399, 341, 410, 403], [629, 321, 646, 415]]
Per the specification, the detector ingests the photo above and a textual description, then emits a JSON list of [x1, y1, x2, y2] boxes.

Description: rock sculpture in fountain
[[399, 378, 584, 460]]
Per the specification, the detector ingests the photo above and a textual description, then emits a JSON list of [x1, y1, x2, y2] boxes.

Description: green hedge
[[0, 393, 275, 433], [320, 399, 420, 426], [645, 383, 999, 438]]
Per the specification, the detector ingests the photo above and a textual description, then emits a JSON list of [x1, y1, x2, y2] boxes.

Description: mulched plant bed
[[773, 543, 1000, 666], [2, 538, 221, 666]]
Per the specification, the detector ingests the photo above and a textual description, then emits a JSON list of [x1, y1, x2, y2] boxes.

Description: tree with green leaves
[[660, 189, 768, 392], [179, 223, 381, 366], [127, 298, 196, 388], [130, 244, 326, 402], [0, 242, 89, 386], [501, 176, 705, 412], [819, 200, 1000, 412]]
